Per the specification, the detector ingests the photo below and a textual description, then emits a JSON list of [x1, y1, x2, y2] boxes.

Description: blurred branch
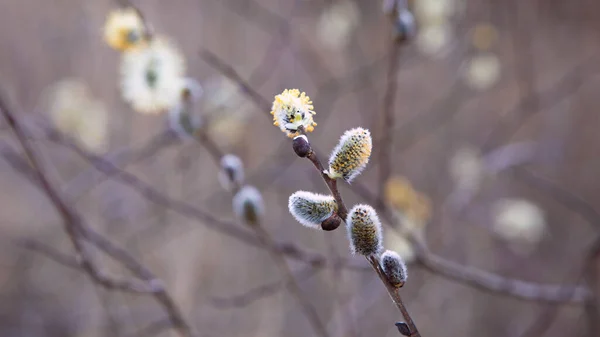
[[584, 237, 600, 336], [62, 129, 178, 200], [199, 49, 271, 114], [411, 238, 591, 304], [0, 92, 198, 337], [481, 54, 597, 152], [17, 238, 81, 269], [252, 225, 330, 337], [41, 128, 367, 271], [378, 36, 403, 203], [511, 167, 600, 230], [210, 265, 320, 309], [124, 318, 173, 337]]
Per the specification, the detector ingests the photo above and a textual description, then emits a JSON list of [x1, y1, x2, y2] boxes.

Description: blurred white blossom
[[463, 53, 501, 91], [120, 36, 186, 114], [44, 78, 108, 153], [449, 146, 483, 192], [414, 0, 455, 24], [200, 76, 251, 147], [316, 1, 360, 50], [385, 228, 416, 263], [416, 23, 453, 56], [493, 198, 546, 245]]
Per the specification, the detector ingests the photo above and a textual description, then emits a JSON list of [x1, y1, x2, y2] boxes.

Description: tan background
[[0, 0, 599, 336]]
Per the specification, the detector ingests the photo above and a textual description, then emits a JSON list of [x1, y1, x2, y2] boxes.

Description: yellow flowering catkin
[[346, 204, 383, 256], [103, 8, 147, 52], [328, 128, 372, 183], [288, 191, 338, 229], [270, 89, 317, 138]]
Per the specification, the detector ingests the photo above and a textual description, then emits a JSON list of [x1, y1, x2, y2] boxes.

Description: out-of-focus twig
[[210, 265, 320, 309], [199, 49, 271, 114], [0, 92, 197, 337], [584, 237, 600, 336], [253, 224, 330, 337], [411, 238, 591, 304], [378, 26, 403, 202]]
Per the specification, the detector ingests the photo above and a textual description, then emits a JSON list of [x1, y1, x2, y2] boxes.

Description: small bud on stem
[[293, 135, 311, 158], [321, 214, 342, 231]]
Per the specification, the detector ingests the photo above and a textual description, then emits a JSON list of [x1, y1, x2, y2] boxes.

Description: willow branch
[[367, 255, 420, 337], [301, 140, 420, 335], [306, 150, 348, 220]]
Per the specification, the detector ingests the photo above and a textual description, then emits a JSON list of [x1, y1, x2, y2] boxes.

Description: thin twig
[[378, 39, 402, 200], [367, 255, 420, 337], [411, 238, 591, 303], [199, 49, 271, 114], [306, 150, 348, 220], [584, 236, 600, 336], [0, 92, 197, 337], [253, 225, 331, 337], [210, 265, 320, 309]]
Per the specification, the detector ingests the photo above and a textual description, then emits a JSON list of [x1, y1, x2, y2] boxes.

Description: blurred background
[[1, 0, 600, 336]]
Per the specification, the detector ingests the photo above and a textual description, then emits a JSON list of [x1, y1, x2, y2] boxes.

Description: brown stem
[[306, 149, 348, 220], [367, 255, 421, 337], [0, 93, 197, 337]]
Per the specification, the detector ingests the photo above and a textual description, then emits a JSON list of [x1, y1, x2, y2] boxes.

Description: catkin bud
[[395, 10, 416, 42], [292, 135, 311, 158], [168, 78, 204, 139], [233, 185, 264, 226], [346, 204, 383, 256], [380, 250, 408, 288], [327, 128, 372, 183], [395, 322, 411, 336], [288, 191, 338, 229], [218, 154, 244, 191]]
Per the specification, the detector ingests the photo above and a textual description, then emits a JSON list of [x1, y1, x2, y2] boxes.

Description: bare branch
[[0, 91, 197, 337], [412, 239, 591, 304], [210, 265, 320, 309], [378, 40, 402, 200]]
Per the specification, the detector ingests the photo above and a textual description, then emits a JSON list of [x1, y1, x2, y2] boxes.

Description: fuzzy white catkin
[[346, 204, 383, 256], [233, 185, 264, 226], [288, 191, 338, 229], [168, 78, 204, 139], [380, 250, 408, 287], [219, 154, 245, 191], [328, 128, 372, 183]]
